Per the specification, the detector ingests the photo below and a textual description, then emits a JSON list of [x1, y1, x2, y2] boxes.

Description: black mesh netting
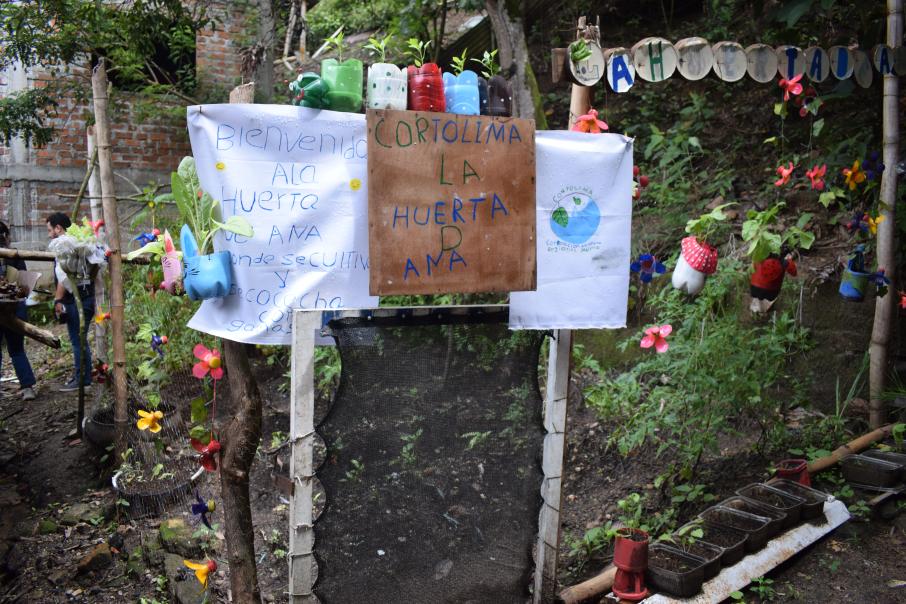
[[312, 312, 546, 603]]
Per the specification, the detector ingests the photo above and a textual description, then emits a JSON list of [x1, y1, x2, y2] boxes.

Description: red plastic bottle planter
[[750, 254, 796, 301], [407, 63, 445, 112], [613, 528, 650, 601], [776, 459, 810, 486]]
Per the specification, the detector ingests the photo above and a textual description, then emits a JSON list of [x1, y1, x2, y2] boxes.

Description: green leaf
[[213, 215, 254, 237], [189, 425, 211, 443], [573, 196, 582, 205], [796, 213, 813, 229], [763, 136, 778, 145], [818, 191, 837, 208], [190, 397, 208, 424], [812, 118, 825, 138], [775, 0, 813, 28], [729, 591, 745, 601], [126, 240, 165, 261], [687, 136, 702, 151], [552, 207, 569, 227]]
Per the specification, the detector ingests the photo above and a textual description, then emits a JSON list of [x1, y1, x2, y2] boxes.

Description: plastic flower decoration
[[151, 334, 168, 357], [842, 160, 867, 190], [191, 438, 222, 472], [899, 291, 906, 309], [87, 219, 104, 237], [640, 324, 672, 353], [866, 214, 885, 235], [571, 109, 608, 134], [191, 490, 216, 530], [94, 312, 111, 325], [805, 164, 826, 191], [183, 559, 217, 589], [869, 269, 891, 297], [794, 86, 818, 117], [630, 254, 667, 283], [863, 151, 885, 181], [92, 361, 109, 384], [134, 228, 160, 247], [136, 409, 164, 433], [778, 74, 803, 101], [193, 344, 223, 380], [774, 162, 795, 186]]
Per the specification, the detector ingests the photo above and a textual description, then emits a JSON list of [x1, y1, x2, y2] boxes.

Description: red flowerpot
[[613, 528, 650, 601], [407, 63, 445, 112], [776, 458, 810, 486]]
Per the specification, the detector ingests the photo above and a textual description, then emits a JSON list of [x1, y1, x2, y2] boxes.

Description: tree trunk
[[90, 61, 128, 460], [869, 0, 902, 429], [219, 81, 263, 604], [484, 0, 545, 125], [256, 0, 276, 102], [87, 128, 108, 363], [220, 339, 264, 603]]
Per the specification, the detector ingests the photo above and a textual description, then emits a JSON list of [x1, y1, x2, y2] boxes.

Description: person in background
[[0, 222, 37, 401], [47, 212, 95, 391]]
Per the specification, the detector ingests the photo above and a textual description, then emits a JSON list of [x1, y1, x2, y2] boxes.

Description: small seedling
[[406, 38, 432, 68], [461, 430, 491, 450], [344, 458, 365, 482], [326, 31, 348, 62], [450, 48, 469, 76], [471, 49, 501, 78], [749, 576, 776, 601], [364, 33, 394, 63]]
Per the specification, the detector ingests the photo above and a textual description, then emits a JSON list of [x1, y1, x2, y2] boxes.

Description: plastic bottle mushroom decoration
[[672, 204, 734, 296], [406, 38, 445, 112]]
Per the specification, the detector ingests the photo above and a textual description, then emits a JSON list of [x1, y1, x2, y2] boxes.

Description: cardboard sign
[[367, 109, 536, 295]]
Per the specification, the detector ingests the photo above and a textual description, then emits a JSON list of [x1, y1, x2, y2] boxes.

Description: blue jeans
[[0, 302, 36, 388], [64, 293, 95, 385]]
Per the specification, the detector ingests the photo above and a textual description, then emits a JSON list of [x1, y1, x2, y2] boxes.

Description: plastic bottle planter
[[160, 253, 182, 293], [442, 70, 480, 115], [750, 254, 797, 301], [366, 63, 407, 110], [289, 72, 331, 109], [407, 63, 446, 112], [321, 58, 364, 112], [839, 256, 870, 302], [671, 236, 718, 296], [486, 75, 513, 117], [180, 225, 232, 301], [477, 77, 489, 114], [612, 528, 650, 601], [775, 458, 810, 486]]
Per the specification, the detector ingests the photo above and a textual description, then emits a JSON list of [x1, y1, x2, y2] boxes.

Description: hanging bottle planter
[[180, 225, 233, 302], [839, 245, 870, 301], [366, 64, 407, 110], [288, 72, 331, 109], [405, 39, 445, 112], [750, 253, 797, 302], [321, 58, 364, 112], [159, 229, 182, 293], [672, 236, 719, 296]]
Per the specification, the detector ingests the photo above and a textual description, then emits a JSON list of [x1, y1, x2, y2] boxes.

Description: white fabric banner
[[509, 131, 633, 330], [186, 104, 377, 344]]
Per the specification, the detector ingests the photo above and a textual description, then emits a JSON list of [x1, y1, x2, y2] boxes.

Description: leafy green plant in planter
[[569, 39, 592, 63], [365, 33, 407, 110], [743, 203, 814, 310], [321, 31, 364, 112], [172, 156, 253, 301], [672, 203, 734, 296], [406, 38, 445, 112]]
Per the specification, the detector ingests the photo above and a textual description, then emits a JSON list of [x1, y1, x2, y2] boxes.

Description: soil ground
[[0, 325, 905, 603]]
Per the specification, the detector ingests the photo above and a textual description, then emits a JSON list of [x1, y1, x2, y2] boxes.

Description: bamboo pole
[[69, 147, 97, 222], [91, 60, 128, 460], [0, 311, 60, 348], [869, 0, 902, 429], [0, 247, 149, 265], [807, 424, 895, 474], [559, 565, 617, 604], [87, 128, 108, 363]]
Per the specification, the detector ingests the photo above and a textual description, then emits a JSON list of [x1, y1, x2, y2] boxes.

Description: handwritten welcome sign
[[366, 109, 537, 295], [186, 104, 377, 345]]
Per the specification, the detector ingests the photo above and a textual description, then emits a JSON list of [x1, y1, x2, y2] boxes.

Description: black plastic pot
[[669, 534, 723, 580], [646, 543, 706, 598], [82, 407, 115, 450], [862, 449, 906, 479], [719, 496, 787, 538], [695, 522, 747, 566], [700, 507, 773, 552], [737, 483, 805, 528], [768, 479, 830, 519], [840, 454, 902, 487]]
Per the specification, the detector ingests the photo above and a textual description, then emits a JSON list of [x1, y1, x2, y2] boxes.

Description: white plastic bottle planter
[[367, 63, 407, 110], [671, 236, 718, 296], [180, 224, 233, 301], [442, 70, 480, 115]]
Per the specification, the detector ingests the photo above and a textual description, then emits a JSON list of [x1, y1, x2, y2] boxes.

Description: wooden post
[[567, 17, 597, 127], [533, 329, 572, 603], [870, 0, 902, 429], [87, 128, 108, 363], [299, 0, 307, 59], [218, 81, 264, 604], [91, 60, 128, 459], [288, 311, 318, 603]]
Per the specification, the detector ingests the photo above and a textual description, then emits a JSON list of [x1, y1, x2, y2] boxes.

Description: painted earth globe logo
[[550, 192, 601, 244]]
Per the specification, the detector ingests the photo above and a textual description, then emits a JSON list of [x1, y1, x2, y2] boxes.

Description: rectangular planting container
[[667, 532, 724, 581], [862, 449, 906, 479], [736, 483, 805, 528], [840, 454, 902, 488], [719, 496, 786, 538], [695, 521, 747, 566], [699, 506, 773, 552], [768, 479, 831, 519], [646, 543, 706, 598]]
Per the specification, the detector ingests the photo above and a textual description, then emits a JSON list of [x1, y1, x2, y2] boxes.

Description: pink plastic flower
[[774, 162, 795, 187], [640, 324, 672, 353], [806, 164, 827, 191], [779, 74, 803, 102], [899, 292, 906, 310], [193, 344, 223, 380], [571, 109, 609, 134]]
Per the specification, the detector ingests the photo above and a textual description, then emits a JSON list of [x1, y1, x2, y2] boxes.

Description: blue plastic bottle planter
[[321, 58, 364, 112], [367, 63, 407, 110], [180, 224, 233, 301], [442, 70, 480, 115], [839, 261, 869, 302]]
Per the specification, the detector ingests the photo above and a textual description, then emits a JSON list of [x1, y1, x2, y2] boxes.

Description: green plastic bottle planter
[[367, 63, 407, 110], [321, 58, 364, 112]]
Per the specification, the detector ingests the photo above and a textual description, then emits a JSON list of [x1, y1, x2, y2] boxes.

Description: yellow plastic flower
[[184, 559, 217, 588], [136, 409, 164, 433], [842, 160, 866, 190], [867, 214, 885, 235]]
